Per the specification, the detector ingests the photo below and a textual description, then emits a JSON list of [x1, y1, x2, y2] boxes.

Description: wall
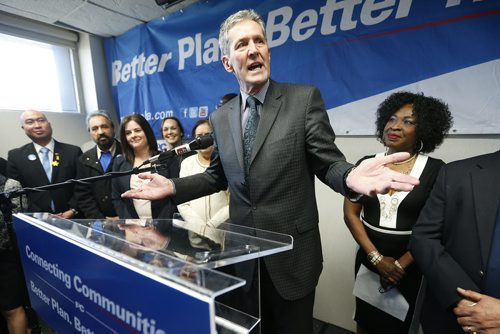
[[0, 33, 114, 159], [314, 135, 500, 332]]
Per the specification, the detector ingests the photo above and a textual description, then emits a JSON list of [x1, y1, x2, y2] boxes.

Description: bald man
[[7, 109, 82, 218]]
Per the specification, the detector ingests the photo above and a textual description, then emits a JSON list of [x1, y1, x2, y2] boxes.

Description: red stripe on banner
[[340, 9, 500, 44]]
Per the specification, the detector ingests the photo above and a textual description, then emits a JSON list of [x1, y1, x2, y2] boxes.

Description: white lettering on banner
[[30, 280, 50, 305], [111, 0, 481, 85], [25, 246, 72, 289], [139, 109, 173, 121], [178, 33, 219, 70], [446, 0, 484, 8], [267, 0, 413, 48], [74, 316, 94, 334], [73, 275, 166, 334], [112, 52, 172, 86], [52, 298, 72, 324]]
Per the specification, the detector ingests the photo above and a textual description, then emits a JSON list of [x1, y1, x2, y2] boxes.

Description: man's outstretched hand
[[346, 152, 420, 197], [121, 173, 174, 200]]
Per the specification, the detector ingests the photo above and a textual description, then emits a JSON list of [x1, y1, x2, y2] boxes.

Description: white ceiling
[[0, 0, 198, 37]]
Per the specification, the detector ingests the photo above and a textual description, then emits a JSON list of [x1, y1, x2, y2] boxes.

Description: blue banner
[[105, 0, 500, 138], [14, 215, 213, 334]]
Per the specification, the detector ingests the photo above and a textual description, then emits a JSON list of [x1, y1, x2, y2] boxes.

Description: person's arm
[[343, 198, 404, 285], [301, 86, 419, 197], [454, 288, 500, 333], [74, 156, 103, 219], [206, 192, 230, 227], [6, 150, 22, 183]]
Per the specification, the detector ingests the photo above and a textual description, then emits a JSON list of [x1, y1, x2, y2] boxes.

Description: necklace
[[392, 153, 417, 165]]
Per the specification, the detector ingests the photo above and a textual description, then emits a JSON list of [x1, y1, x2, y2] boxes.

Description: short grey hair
[[86, 110, 114, 131], [219, 9, 266, 57]]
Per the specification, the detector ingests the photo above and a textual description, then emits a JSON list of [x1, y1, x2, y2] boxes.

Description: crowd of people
[[0, 7, 498, 334]]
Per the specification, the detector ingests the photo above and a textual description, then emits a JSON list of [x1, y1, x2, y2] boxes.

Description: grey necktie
[[40, 147, 52, 181], [243, 96, 260, 177]]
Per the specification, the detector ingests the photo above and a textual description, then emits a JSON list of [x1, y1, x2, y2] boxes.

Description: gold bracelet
[[367, 250, 383, 266], [394, 260, 404, 270]]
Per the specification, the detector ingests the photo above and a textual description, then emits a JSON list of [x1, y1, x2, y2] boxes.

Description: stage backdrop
[[104, 0, 500, 148]]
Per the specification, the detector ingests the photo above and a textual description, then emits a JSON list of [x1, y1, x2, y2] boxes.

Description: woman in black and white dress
[[343, 92, 453, 334]]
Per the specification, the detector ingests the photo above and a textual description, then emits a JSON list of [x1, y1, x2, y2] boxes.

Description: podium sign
[[14, 214, 214, 334]]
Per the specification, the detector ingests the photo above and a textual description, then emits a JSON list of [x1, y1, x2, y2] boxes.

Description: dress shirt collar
[[96, 141, 117, 160], [33, 138, 55, 154], [241, 80, 270, 112]]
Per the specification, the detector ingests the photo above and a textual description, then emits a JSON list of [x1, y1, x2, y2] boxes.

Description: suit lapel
[[52, 141, 61, 183], [251, 81, 282, 163], [228, 96, 245, 170], [27, 143, 50, 184], [472, 154, 500, 265], [92, 147, 104, 172]]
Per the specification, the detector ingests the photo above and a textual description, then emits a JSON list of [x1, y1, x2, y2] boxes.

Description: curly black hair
[[375, 91, 453, 154]]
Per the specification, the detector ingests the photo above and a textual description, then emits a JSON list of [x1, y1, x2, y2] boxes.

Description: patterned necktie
[[243, 96, 260, 177], [40, 147, 52, 181], [100, 151, 112, 171]]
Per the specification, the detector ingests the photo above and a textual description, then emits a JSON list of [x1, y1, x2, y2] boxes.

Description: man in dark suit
[[75, 110, 121, 219], [410, 150, 500, 334], [7, 110, 81, 218], [0, 157, 6, 176], [122, 9, 418, 334]]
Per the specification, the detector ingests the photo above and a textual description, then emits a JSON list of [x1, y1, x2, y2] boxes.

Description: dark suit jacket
[[0, 157, 6, 176], [75, 141, 122, 219], [7, 140, 82, 213], [409, 150, 500, 332], [112, 154, 179, 219], [173, 80, 353, 300]]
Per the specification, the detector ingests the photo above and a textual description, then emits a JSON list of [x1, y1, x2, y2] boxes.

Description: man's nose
[[247, 41, 258, 54]]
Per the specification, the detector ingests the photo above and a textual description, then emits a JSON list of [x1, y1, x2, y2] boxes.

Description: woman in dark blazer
[[112, 114, 178, 219]]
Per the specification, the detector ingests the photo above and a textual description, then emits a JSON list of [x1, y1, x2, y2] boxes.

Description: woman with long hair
[[112, 114, 178, 219]]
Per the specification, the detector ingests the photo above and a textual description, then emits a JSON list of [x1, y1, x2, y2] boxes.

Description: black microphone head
[[190, 134, 214, 150]]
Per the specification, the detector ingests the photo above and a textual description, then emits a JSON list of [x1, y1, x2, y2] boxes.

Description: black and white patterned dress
[[354, 153, 444, 333]]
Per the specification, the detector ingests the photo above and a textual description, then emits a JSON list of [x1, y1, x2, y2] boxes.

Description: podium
[[13, 213, 293, 334]]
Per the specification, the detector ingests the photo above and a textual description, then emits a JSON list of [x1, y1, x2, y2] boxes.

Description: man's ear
[[221, 56, 233, 73]]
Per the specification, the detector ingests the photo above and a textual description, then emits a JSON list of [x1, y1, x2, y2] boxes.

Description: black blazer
[[0, 157, 6, 176], [410, 150, 500, 332], [111, 154, 179, 219], [173, 80, 353, 300], [7, 140, 82, 213], [75, 141, 122, 219]]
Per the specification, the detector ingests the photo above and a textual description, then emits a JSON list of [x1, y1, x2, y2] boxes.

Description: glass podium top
[[15, 213, 293, 299]]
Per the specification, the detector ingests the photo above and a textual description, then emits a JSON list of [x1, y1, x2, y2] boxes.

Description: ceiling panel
[[0, 0, 84, 26], [0, 0, 196, 37], [59, 2, 143, 36]]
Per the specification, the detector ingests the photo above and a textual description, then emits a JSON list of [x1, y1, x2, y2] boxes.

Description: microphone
[[143, 134, 214, 165]]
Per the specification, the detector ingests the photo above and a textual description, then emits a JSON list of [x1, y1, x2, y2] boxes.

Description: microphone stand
[[0, 163, 170, 220]]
